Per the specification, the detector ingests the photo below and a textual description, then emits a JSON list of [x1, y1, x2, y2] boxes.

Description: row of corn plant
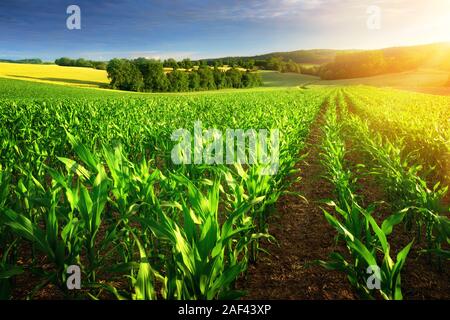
[[318, 92, 413, 300], [343, 86, 450, 186], [343, 110, 450, 262]]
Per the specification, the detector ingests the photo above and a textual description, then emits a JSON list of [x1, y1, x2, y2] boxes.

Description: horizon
[[2, 1, 450, 61], [3, 41, 450, 64]]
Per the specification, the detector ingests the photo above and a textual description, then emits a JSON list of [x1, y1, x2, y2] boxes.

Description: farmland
[[0, 73, 449, 300], [3, 62, 450, 94], [0, 62, 109, 88]]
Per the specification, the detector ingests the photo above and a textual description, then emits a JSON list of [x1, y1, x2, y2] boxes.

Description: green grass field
[[0, 70, 449, 300], [261, 68, 450, 94], [260, 70, 319, 87]]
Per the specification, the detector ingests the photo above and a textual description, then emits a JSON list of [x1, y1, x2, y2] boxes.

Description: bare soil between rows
[[238, 107, 357, 299]]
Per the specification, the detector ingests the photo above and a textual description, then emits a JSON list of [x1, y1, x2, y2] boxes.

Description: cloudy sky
[[1, 0, 450, 61]]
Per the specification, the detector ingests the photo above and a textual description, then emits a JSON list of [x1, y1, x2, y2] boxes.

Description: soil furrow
[[240, 101, 356, 300]]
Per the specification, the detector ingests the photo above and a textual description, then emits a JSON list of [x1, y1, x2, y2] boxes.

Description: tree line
[[0, 58, 45, 64], [106, 58, 262, 92], [259, 57, 319, 76], [162, 58, 256, 70], [55, 57, 107, 70]]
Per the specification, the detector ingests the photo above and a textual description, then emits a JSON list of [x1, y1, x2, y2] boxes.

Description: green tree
[[75, 58, 93, 68], [198, 67, 216, 90], [55, 57, 73, 66], [213, 67, 226, 89], [107, 59, 143, 92], [284, 59, 300, 73], [243, 59, 255, 70], [133, 58, 169, 92], [188, 72, 201, 91], [168, 70, 189, 92], [267, 57, 284, 72], [225, 68, 243, 88], [93, 61, 107, 70], [164, 58, 179, 70], [180, 58, 193, 70]]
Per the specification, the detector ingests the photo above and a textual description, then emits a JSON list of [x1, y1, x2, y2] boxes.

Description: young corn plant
[[321, 205, 413, 300], [320, 102, 354, 207], [57, 132, 114, 282], [136, 175, 263, 300], [2, 186, 83, 294], [0, 240, 23, 300], [3, 148, 85, 294], [318, 101, 413, 300]]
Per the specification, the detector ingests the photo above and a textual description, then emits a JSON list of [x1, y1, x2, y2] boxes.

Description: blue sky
[[1, 0, 450, 61]]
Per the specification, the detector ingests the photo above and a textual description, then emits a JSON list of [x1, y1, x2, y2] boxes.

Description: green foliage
[[0, 86, 328, 299], [344, 87, 450, 184], [345, 112, 449, 262], [133, 58, 169, 92], [107, 59, 144, 92], [179, 58, 193, 70], [318, 95, 412, 300], [0, 58, 43, 64], [197, 66, 216, 90], [0, 241, 23, 300], [55, 57, 107, 70], [106, 58, 262, 93], [167, 69, 190, 92], [163, 58, 179, 70]]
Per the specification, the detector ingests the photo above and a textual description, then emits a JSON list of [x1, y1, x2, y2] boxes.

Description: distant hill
[[211, 43, 450, 80], [205, 43, 450, 68], [318, 43, 450, 80], [249, 49, 359, 65], [203, 49, 355, 65]]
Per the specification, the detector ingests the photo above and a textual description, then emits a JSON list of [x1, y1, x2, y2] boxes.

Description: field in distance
[[0, 62, 248, 90], [1, 62, 450, 95], [261, 69, 450, 94], [0, 62, 109, 88]]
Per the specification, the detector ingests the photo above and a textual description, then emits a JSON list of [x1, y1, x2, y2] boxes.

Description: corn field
[[0, 83, 330, 299], [0, 79, 449, 300]]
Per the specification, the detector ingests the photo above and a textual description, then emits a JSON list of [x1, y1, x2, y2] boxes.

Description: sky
[[1, 0, 450, 61]]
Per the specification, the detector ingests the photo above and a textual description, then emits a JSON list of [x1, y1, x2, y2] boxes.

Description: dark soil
[[238, 108, 357, 300]]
